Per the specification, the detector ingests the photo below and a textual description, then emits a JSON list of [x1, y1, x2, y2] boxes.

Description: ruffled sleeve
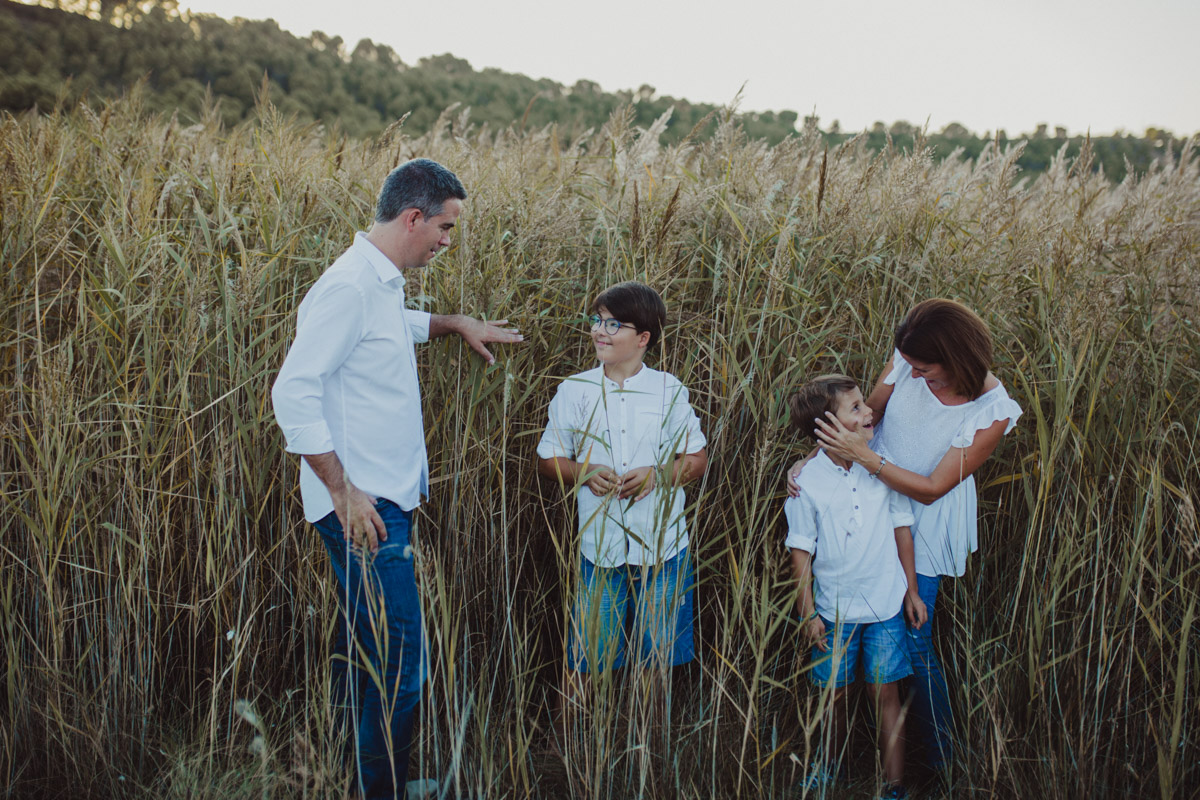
[[950, 391, 1023, 448], [882, 349, 908, 386]]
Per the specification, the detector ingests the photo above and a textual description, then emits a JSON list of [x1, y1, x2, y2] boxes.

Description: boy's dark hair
[[376, 158, 467, 222], [789, 374, 860, 441], [591, 281, 667, 349], [893, 298, 993, 399]]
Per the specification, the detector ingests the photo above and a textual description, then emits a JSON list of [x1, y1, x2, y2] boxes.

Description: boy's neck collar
[[603, 359, 647, 387], [820, 447, 854, 472]]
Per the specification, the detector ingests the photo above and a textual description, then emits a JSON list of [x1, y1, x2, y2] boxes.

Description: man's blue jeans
[[314, 500, 425, 800], [906, 573, 954, 769]]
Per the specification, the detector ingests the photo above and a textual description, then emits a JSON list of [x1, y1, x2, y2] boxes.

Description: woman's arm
[[814, 414, 1010, 505]]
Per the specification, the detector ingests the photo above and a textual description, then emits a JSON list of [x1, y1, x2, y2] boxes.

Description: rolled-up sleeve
[[784, 494, 818, 553], [888, 490, 916, 529], [536, 384, 579, 461], [271, 282, 364, 455], [406, 309, 431, 344]]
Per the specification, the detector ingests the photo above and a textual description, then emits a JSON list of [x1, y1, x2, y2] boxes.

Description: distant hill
[[1, 0, 1191, 179], [0, 0, 797, 143]]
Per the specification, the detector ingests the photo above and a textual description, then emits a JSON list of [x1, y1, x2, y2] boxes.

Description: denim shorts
[[568, 548, 695, 673], [809, 612, 911, 688]]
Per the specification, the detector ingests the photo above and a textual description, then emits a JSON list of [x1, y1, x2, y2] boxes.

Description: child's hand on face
[[584, 467, 621, 497], [804, 616, 829, 652], [618, 466, 656, 501], [905, 591, 928, 630]]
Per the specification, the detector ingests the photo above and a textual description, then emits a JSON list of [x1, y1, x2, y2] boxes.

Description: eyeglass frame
[[587, 313, 638, 336]]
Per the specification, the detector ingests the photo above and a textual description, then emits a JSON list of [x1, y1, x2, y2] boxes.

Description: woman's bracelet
[[872, 455, 888, 477]]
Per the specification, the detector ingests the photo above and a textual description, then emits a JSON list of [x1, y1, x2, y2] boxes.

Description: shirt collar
[[603, 362, 654, 387], [814, 449, 855, 477], [353, 232, 407, 288]]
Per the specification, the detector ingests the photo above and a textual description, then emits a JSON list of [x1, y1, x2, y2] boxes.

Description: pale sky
[[182, 0, 1200, 137]]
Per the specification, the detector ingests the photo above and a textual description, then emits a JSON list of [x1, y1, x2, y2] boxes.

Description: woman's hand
[[814, 411, 876, 466]]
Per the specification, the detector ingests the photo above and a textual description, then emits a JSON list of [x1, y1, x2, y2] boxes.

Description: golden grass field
[[2, 95, 1198, 798]]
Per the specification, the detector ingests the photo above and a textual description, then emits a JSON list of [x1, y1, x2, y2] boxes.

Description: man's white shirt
[[537, 365, 706, 567], [272, 233, 431, 522], [784, 451, 915, 623]]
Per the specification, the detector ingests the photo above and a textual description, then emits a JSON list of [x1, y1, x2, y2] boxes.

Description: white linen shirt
[[272, 233, 431, 523], [874, 349, 1023, 577], [536, 365, 707, 567], [785, 451, 916, 624]]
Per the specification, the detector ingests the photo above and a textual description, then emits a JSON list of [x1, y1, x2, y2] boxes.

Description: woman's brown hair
[[893, 299, 993, 399]]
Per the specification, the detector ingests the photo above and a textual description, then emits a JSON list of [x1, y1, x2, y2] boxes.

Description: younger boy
[[536, 282, 708, 682], [785, 375, 927, 799]]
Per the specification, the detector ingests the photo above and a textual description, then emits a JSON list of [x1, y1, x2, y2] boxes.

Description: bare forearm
[[895, 526, 918, 591], [870, 456, 943, 505], [664, 449, 708, 487], [428, 313, 467, 339], [789, 549, 816, 617], [302, 451, 350, 499], [537, 456, 583, 484]]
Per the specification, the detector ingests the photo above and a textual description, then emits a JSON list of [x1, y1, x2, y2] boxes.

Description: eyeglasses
[[587, 314, 637, 336]]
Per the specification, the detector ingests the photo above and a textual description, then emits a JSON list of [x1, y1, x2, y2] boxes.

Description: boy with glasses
[[536, 282, 708, 693]]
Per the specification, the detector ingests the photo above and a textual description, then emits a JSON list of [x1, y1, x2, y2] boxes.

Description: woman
[[786, 298, 1022, 772]]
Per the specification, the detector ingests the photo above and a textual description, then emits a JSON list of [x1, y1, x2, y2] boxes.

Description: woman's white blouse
[[874, 349, 1023, 577]]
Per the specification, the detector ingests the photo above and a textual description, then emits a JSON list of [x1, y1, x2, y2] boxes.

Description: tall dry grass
[[2, 93, 1198, 798]]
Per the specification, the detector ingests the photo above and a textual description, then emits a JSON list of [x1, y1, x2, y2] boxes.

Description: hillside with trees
[[0, 0, 1193, 180]]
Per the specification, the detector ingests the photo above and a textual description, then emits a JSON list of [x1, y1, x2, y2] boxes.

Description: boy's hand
[[584, 467, 621, 497], [803, 615, 829, 652], [905, 591, 928, 630], [618, 466, 656, 501]]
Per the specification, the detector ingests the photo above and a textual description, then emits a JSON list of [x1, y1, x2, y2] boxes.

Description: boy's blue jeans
[[906, 573, 954, 769], [314, 500, 425, 800]]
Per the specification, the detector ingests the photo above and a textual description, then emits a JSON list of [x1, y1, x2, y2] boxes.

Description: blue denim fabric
[[810, 612, 912, 689], [569, 548, 695, 673], [314, 500, 425, 800], [906, 573, 954, 769]]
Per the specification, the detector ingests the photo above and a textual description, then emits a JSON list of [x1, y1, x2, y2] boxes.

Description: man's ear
[[401, 208, 423, 231]]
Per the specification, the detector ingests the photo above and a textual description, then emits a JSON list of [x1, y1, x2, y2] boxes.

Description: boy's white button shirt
[[272, 233, 431, 523], [785, 451, 916, 624], [537, 365, 707, 567]]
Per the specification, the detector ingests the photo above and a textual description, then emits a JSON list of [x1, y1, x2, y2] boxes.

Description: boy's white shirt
[[537, 364, 707, 567], [785, 450, 916, 624]]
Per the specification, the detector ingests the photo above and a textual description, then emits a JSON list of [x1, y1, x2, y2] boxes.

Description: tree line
[[1, 0, 1191, 180]]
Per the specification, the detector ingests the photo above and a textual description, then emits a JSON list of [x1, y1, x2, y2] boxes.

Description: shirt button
[[854, 505, 859, 509]]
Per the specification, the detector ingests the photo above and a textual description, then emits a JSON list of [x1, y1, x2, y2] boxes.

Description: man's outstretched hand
[[433, 315, 524, 364]]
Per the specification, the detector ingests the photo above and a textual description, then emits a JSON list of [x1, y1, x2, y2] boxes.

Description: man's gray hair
[[376, 158, 467, 222]]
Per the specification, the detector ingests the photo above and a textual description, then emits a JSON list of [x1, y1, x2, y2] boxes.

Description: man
[[271, 158, 521, 800]]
